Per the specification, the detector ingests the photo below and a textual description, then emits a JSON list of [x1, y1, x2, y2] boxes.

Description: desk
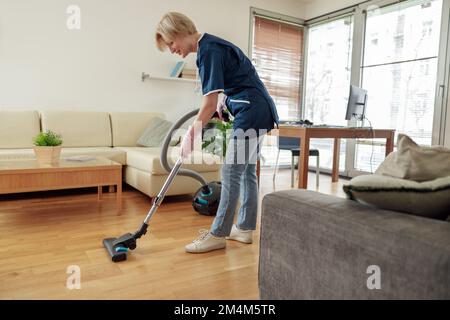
[[261, 126, 395, 189]]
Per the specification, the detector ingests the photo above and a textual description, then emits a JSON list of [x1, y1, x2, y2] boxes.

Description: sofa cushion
[[116, 147, 221, 175], [109, 112, 166, 147], [40, 111, 112, 147], [0, 110, 41, 148], [0, 147, 126, 165], [136, 117, 181, 147], [124, 166, 220, 197], [376, 134, 450, 181], [343, 174, 450, 220]]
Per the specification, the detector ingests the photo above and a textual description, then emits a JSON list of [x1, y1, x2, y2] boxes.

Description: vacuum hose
[[160, 108, 208, 186]]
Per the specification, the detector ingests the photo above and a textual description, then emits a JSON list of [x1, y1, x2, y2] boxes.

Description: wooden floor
[[0, 168, 348, 299]]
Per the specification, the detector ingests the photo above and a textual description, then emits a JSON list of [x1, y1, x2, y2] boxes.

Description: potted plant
[[33, 130, 63, 164]]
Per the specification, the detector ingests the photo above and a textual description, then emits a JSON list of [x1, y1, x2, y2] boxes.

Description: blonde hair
[[155, 12, 198, 51]]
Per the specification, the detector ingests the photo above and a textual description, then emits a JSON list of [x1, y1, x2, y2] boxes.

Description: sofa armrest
[[259, 189, 450, 299]]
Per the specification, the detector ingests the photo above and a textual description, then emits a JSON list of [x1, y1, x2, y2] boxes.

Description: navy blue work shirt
[[196, 33, 279, 132]]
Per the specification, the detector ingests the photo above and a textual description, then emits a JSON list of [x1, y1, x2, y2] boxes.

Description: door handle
[[438, 84, 445, 98]]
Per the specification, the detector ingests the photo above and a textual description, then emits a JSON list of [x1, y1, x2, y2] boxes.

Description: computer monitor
[[345, 85, 368, 121]]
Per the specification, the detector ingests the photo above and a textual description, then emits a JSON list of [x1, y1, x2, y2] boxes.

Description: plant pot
[[33, 146, 62, 165]]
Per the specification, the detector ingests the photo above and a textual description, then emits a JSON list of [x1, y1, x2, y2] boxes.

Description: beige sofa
[[0, 110, 221, 197]]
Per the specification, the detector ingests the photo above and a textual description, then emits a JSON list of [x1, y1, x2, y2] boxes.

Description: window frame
[[304, 0, 450, 177], [249, 7, 306, 121], [247, 1, 450, 172]]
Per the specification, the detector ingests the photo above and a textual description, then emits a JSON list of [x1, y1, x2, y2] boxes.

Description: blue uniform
[[196, 33, 279, 132]]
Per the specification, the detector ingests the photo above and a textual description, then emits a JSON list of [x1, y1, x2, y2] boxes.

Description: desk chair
[[273, 136, 320, 188]]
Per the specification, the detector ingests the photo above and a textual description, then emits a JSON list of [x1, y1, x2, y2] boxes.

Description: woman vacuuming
[[155, 12, 278, 253]]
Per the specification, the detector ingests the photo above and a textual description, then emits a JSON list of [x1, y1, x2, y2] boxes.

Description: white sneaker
[[185, 229, 226, 253], [226, 224, 253, 244]]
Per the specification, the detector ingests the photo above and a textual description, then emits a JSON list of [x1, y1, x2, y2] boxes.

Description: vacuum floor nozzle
[[103, 238, 128, 263]]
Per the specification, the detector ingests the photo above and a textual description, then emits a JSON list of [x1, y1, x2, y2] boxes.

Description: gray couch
[[259, 189, 450, 299]]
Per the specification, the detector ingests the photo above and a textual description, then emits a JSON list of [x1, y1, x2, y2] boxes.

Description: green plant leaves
[[33, 130, 63, 146], [202, 117, 233, 158]]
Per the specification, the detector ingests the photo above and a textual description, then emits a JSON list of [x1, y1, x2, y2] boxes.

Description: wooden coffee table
[[0, 156, 122, 210]]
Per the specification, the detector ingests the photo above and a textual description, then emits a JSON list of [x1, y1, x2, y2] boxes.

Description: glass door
[[351, 0, 444, 174], [304, 15, 354, 172]]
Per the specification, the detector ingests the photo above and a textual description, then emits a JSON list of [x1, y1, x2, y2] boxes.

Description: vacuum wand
[[103, 157, 184, 262], [143, 157, 183, 225]]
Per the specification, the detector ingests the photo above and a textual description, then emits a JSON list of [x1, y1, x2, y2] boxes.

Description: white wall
[[0, 0, 305, 121]]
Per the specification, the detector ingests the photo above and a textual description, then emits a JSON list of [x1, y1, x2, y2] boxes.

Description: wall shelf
[[141, 72, 199, 83]]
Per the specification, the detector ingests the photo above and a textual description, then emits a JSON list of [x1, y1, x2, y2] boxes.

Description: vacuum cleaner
[[103, 109, 224, 262]]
